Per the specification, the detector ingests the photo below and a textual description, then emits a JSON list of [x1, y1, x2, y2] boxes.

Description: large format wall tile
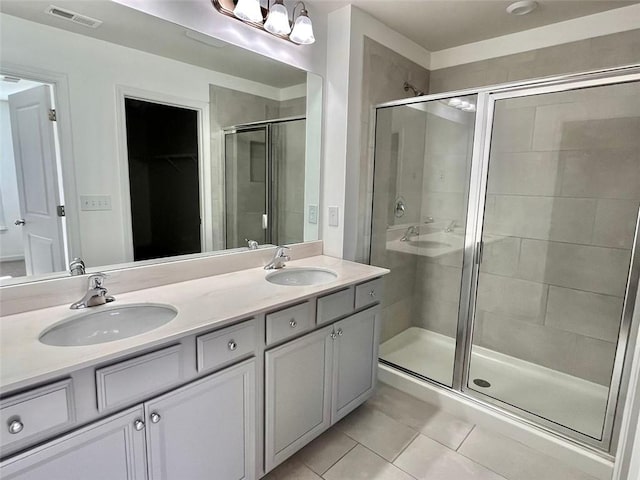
[[592, 199, 640, 249], [560, 149, 640, 200], [479, 237, 521, 277], [484, 195, 597, 244], [486, 151, 561, 196], [415, 261, 463, 305], [518, 239, 632, 296], [545, 286, 623, 342], [475, 311, 577, 375], [571, 336, 618, 386], [476, 273, 547, 322], [414, 297, 459, 337], [491, 106, 535, 152]]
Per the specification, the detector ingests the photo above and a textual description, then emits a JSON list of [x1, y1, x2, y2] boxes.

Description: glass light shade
[[289, 13, 315, 44], [233, 0, 263, 23], [264, 2, 291, 35]]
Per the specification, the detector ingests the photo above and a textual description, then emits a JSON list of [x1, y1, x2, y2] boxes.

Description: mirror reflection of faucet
[[400, 225, 419, 242], [394, 196, 406, 218], [245, 239, 259, 250], [445, 220, 457, 233]]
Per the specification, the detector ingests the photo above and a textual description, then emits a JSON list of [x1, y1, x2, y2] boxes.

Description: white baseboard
[[1, 255, 25, 262], [378, 363, 613, 480]]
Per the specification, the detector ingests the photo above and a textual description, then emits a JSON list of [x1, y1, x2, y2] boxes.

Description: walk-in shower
[[224, 116, 306, 249], [370, 66, 640, 454]]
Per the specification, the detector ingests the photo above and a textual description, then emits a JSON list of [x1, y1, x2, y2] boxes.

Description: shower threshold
[[380, 327, 608, 439]]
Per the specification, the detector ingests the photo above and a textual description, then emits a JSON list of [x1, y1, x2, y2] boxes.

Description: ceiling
[[0, 1, 307, 89], [306, 0, 638, 51]]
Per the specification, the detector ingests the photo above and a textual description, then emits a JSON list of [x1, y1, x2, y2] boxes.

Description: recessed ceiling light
[[506, 0, 538, 16]]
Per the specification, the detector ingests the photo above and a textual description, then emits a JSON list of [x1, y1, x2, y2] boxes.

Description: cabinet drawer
[[0, 379, 75, 450], [96, 345, 183, 412], [266, 301, 313, 346], [355, 278, 384, 309], [197, 319, 257, 372], [317, 287, 354, 325]]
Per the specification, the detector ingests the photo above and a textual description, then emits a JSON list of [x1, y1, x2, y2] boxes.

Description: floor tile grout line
[[456, 424, 477, 452], [353, 441, 420, 480], [314, 440, 359, 477], [455, 445, 512, 480], [391, 429, 420, 463]]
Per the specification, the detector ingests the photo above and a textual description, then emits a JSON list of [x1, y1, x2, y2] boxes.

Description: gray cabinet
[[264, 325, 333, 472], [331, 307, 380, 423], [265, 306, 381, 472], [145, 359, 256, 480], [0, 407, 147, 480]]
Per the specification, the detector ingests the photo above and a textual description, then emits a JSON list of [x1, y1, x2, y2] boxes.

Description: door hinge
[[57, 205, 65, 217], [48, 109, 57, 121]]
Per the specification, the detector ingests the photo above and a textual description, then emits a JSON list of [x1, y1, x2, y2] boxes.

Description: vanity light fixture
[[212, 0, 315, 45]]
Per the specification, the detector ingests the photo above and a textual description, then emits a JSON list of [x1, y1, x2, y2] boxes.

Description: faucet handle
[[276, 246, 290, 256], [88, 272, 107, 288]]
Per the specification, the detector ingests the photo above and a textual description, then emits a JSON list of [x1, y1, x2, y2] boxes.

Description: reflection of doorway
[[124, 98, 201, 261], [0, 76, 67, 278]]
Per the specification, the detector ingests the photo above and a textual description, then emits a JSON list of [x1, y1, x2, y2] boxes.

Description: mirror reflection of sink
[[39, 304, 177, 347], [266, 267, 337, 286], [407, 240, 452, 248]]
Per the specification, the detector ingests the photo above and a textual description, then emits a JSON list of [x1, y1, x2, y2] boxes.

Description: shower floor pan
[[380, 327, 608, 439]]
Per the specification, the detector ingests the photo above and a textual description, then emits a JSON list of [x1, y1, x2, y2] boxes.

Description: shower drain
[[473, 378, 491, 388]]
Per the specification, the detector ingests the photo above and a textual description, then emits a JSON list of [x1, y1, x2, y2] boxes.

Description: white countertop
[[0, 255, 388, 393]]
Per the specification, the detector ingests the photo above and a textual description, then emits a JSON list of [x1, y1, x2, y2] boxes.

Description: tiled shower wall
[[362, 38, 430, 342], [422, 29, 640, 385]]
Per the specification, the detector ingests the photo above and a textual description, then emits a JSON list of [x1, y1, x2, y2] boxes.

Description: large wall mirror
[[0, 1, 322, 285]]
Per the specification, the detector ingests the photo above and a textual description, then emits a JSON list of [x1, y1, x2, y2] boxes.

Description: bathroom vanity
[[0, 254, 388, 479]]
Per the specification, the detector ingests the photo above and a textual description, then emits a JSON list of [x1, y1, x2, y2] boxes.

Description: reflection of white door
[[8, 85, 65, 275]]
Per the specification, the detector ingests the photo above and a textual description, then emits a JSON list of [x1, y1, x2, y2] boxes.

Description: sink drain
[[473, 378, 491, 388]]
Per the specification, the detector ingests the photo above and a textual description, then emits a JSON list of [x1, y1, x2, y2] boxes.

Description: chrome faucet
[[264, 246, 290, 270], [69, 257, 85, 276], [400, 225, 419, 241], [245, 239, 259, 250], [445, 220, 457, 233], [70, 273, 115, 310]]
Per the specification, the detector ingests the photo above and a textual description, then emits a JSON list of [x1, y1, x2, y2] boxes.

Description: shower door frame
[[372, 64, 640, 456]]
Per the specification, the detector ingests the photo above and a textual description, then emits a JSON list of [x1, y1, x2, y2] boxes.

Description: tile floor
[[264, 383, 597, 480]]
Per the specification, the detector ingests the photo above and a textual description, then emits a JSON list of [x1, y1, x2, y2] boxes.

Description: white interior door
[[8, 85, 65, 275]]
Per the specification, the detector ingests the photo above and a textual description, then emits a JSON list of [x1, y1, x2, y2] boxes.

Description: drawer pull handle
[[289, 319, 297, 328], [134, 419, 145, 431], [8, 419, 23, 435], [228, 340, 238, 351], [369, 290, 376, 297], [337, 328, 344, 336], [150, 412, 161, 424]]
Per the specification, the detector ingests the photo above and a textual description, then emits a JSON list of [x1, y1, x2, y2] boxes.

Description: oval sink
[[266, 267, 337, 286], [39, 303, 177, 347]]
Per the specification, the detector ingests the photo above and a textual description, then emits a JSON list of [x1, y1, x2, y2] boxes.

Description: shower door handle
[[262, 214, 268, 230], [475, 241, 484, 265]]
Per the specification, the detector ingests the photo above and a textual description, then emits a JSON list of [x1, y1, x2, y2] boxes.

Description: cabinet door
[[332, 306, 380, 424], [0, 407, 146, 480], [265, 325, 333, 472], [145, 359, 255, 480]]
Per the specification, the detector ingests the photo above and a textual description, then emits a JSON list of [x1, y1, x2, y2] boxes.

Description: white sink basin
[[266, 267, 337, 286], [39, 303, 177, 347]]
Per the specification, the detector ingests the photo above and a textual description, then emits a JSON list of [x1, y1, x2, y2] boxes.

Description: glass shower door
[[467, 81, 640, 442], [373, 95, 478, 387], [224, 127, 269, 248]]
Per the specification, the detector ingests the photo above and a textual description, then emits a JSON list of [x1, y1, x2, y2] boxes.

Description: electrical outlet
[[80, 195, 112, 211], [328, 206, 339, 227], [308, 205, 318, 224]]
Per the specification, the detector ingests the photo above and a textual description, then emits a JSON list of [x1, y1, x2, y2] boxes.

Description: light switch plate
[[80, 195, 112, 211], [308, 205, 318, 224], [328, 206, 339, 227]]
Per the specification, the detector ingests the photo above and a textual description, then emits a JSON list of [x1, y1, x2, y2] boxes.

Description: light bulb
[[234, 0, 263, 23], [448, 98, 462, 106], [264, 1, 291, 35], [289, 10, 315, 44]]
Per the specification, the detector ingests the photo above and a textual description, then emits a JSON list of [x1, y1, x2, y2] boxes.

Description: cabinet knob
[[8, 419, 23, 435], [369, 290, 376, 297], [150, 412, 161, 424], [134, 419, 145, 431], [228, 340, 237, 351], [330, 332, 337, 339], [337, 328, 343, 336], [289, 319, 297, 328]]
